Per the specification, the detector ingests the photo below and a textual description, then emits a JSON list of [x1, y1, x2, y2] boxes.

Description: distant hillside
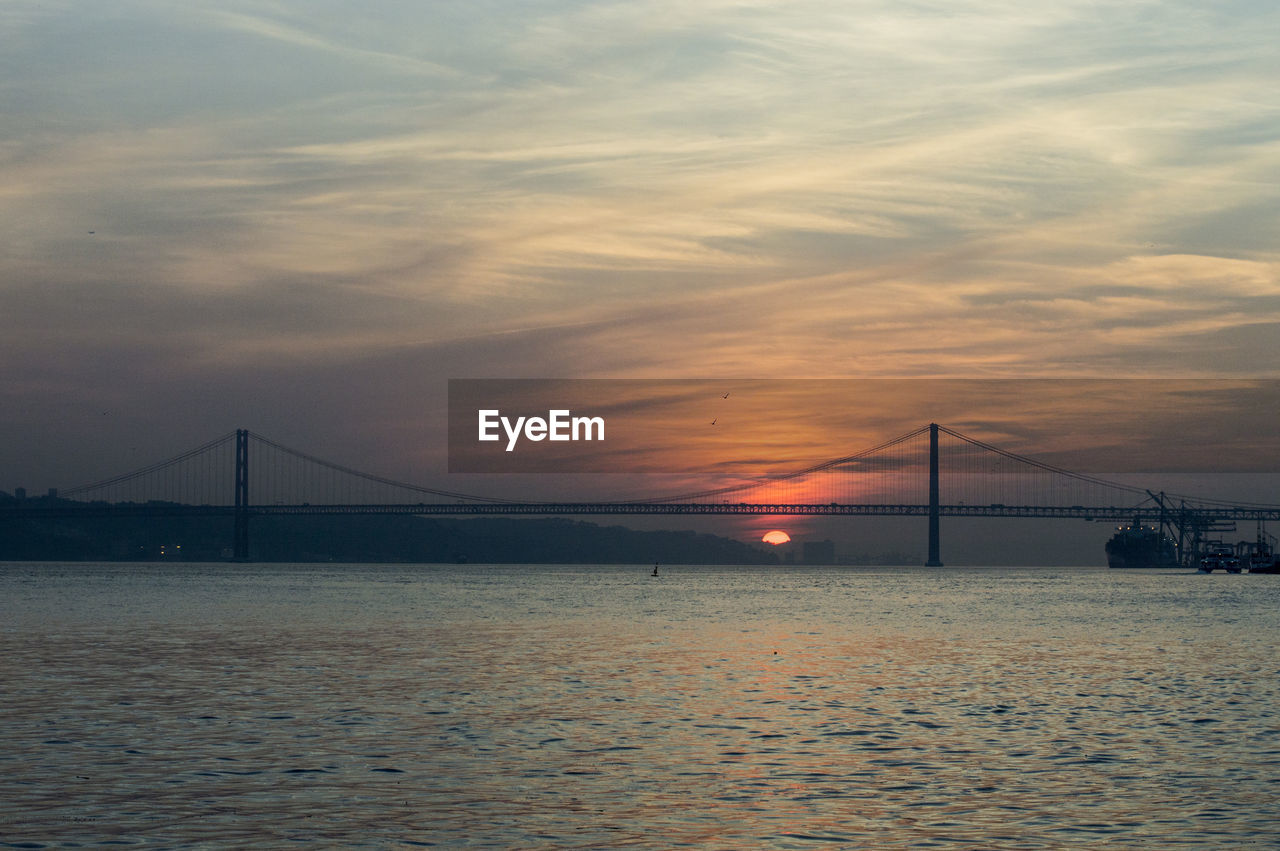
[[0, 506, 777, 564]]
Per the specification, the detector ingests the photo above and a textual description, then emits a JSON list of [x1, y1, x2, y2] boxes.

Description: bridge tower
[[926, 422, 943, 566], [233, 428, 249, 560]]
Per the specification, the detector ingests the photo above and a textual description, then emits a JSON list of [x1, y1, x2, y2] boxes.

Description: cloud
[[3, 0, 1280, 486]]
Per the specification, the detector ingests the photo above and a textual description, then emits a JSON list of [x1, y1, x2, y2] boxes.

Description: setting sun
[[761, 530, 791, 545]]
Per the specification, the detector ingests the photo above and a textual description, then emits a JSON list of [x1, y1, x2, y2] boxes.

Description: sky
[[3, 0, 1279, 504]]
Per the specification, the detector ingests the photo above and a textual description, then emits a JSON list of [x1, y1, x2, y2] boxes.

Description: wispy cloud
[[201, 8, 463, 79]]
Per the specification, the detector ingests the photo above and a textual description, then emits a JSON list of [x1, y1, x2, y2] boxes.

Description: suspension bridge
[[4, 424, 1278, 565]]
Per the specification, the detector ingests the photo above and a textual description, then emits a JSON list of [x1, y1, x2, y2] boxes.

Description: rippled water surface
[[3, 563, 1279, 848]]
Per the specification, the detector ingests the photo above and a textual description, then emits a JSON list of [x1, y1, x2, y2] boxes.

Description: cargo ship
[[1105, 524, 1179, 569]]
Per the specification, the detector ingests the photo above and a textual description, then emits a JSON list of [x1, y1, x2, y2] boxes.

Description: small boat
[[1248, 544, 1278, 574], [1198, 545, 1237, 573], [1250, 553, 1279, 574]]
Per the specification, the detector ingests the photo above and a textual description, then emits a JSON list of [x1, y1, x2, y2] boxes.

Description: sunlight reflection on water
[[2, 563, 1279, 847]]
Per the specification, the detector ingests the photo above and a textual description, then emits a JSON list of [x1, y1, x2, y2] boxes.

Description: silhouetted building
[[14, 487, 26, 500], [803, 539, 836, 564]]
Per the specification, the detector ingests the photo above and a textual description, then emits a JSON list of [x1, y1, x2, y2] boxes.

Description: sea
[[2, 562, 1278, 849]]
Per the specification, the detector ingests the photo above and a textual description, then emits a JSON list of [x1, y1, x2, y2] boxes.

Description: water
[[3, 563, 1279, 848]]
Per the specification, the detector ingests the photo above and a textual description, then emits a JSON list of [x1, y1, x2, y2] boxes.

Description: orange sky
[[449, 379, 1280, 482]]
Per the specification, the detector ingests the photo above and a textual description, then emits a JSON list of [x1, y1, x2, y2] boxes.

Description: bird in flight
[[721, 392, 730, 399], [710, 418, 717, 426]]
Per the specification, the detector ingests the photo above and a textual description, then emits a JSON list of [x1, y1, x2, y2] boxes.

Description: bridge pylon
[[926, 422, 943, 567], [233, 428, 249, 560]]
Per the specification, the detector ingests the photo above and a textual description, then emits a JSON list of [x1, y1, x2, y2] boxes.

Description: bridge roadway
[[6, 502, 1280, 522]]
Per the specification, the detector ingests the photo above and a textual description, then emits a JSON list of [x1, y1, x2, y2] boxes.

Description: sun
[[761, 530, 791, 545]]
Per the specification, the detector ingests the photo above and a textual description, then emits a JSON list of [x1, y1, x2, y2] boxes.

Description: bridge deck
[[5, 502, 1280, 521]]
